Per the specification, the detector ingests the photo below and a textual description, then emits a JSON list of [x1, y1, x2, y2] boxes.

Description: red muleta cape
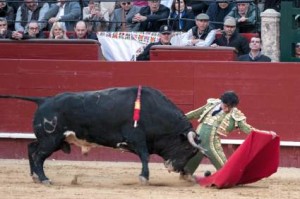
[[197, 131, 280, 188]]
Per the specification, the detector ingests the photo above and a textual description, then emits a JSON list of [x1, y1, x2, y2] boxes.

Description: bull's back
[[35, 86, 191, 135]]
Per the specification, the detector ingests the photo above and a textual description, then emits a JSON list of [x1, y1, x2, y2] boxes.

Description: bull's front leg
[[137, 149, 150, 185]]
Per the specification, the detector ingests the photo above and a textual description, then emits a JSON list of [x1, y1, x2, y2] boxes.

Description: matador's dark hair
[[220, 91, 239, 107]]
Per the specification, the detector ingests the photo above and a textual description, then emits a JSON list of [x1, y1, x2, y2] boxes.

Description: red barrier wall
[[0, 40, 102, 60], [0, 60, 299, 167], [150, 46, 237, 61]]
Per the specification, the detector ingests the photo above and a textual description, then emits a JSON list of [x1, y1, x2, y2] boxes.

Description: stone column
[[260, 9, 281, 62]]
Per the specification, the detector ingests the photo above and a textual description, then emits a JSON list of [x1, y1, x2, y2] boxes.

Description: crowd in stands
[[0, 0, 283, 61]]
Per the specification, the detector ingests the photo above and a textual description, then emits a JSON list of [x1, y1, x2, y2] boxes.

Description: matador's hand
[[256, 129, 277, 139]]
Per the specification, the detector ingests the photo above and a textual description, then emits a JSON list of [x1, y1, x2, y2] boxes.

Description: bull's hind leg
[[28, 140, 61, 185]]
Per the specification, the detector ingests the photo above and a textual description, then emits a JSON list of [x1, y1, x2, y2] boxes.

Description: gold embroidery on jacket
[[197, 98, 221, 122], [190, 99, 251, 137]]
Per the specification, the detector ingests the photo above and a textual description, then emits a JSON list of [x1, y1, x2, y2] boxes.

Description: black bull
[[0, 86, 203, 184]]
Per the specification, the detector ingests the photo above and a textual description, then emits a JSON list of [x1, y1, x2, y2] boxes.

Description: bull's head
[[158, 131, 204, 173]]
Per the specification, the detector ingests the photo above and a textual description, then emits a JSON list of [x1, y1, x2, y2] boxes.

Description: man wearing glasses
[[110, 1, 141, 32], [136, 25, 172, 61], [23, 20, 45, 38], [132, 0, 170, 32]]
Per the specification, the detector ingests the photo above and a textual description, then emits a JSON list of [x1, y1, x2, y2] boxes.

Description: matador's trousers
[[184, 124, 227, 175]]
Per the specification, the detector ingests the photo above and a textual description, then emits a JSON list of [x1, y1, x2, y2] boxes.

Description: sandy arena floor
[[0, 159, 299, 199]]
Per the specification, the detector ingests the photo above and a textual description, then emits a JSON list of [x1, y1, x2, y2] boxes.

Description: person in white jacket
[[181, 13, 216, 46]]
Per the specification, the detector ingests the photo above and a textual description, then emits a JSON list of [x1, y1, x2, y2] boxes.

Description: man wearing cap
[[206, 0, 234, 30], [181, 13, 216, 47], [238, 36, 271, 62], [226, 0, 260, 33], [211, 17, 250, 56], [136, 25, 172, 61]]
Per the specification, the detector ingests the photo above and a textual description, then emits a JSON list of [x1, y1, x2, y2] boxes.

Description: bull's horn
[[187, 131, 207, 154], [187, 131, 198, 147]]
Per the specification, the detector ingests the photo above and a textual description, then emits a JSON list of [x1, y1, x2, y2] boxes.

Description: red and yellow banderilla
[[133, 85, 142, 128]]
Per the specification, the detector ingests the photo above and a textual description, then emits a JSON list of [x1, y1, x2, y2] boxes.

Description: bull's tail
[[0, 95, 46, 105]]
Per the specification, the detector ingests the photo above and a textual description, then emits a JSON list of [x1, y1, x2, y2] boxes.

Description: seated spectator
[[110, 1, 141, 32], [206, 0, 234, 30], [238, 36, 271, 62], [15, 0, 49, 32], [211, 17, 250, 56], [226, 0, 260, 33], [82, 0, 115, 17], [0, 17, 23, 39], [83, 0, 109, 32], [132, 0, 170, 32], [48, 21, 68, 39], [190, 0, 210, 16], [42, 0, 81, 31], [168, 0, 195, 32], [69, 20, 98, 40], [136, 25, 172, 61], [295, 42, 300, 58], [181, 13, 216, 46], [0, 0, 14, 31], [0, 17, 12, 38], [22, 20, 45, 38]]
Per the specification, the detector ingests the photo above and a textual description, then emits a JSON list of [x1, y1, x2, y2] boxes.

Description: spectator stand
[[97, 31, 258, 61]]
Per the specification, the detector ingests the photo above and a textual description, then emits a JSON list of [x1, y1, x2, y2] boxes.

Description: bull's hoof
[[41, 179, 52, 185], [31, 173, 40, 183], [31, 173, 52, 185], [139, 176, 149, 185], [179, 173, 196, 183]]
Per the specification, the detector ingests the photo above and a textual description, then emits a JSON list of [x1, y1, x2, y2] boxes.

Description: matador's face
[[221, 103, 233, 113]]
